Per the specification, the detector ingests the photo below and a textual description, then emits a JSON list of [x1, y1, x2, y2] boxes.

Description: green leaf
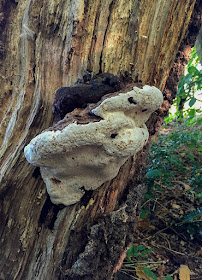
[[142, 248, 153, 254], [188, 66, 196, 75], [143, 267, 157, 280], [188, 108, 196, 117], [137, 245, 146, 251], [164, 115, 173, 124], [140, 253, 148, 259], [178, 75, 184, 87], [140, 209, 151, 219], [144, 194, 153, 199], [197, 147, 202, 152], [184, 74, 193, 84], [127, 256, 133, 263], [189, 97, 196, 107], [146, 169, 162, 178], [180, 91, 187, 99], [140, 248, 153, 259], [127, 244, 138, 257], [177, 86, 183, 94], [165, 275, 173, 280]]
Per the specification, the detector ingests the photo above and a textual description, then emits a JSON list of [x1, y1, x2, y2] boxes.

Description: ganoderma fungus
[[24, 84, 163, 206]]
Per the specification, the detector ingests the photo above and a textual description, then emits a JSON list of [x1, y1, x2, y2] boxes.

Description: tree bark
[[0, 0, 199, 279]]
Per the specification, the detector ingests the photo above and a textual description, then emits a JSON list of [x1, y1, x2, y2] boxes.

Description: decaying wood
[[0, 0, 200, 279]]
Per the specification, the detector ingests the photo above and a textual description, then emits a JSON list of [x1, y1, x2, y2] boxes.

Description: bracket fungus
[[24, 85, 163, 206]]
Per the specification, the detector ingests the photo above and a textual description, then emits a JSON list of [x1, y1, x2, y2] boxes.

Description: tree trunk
[[0, 0, 199, 279]]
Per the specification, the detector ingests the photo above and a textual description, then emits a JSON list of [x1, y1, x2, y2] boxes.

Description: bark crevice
[[99, 0, 115, 73]]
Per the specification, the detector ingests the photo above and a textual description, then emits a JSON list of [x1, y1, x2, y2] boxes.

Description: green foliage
[[176, 208, 202, 239], [140, 209, 151, 219], [164, 46, 202, 125], [142, 125, 202, 239], [124, 48, 202, 280], [178, 208, 202, 225], [145, 127, 202, 192], [128, 124, 201, 279], [143, 267, 157, 280], [146, 169, 163, 178], [127, 244, 153, 260], [126, 244, 173, 280]]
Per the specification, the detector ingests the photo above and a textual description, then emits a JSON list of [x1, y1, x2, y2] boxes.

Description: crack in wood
[[99, 0, 115, 73]]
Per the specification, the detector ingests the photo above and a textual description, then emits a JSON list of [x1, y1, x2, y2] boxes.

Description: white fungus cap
[[24, 85, 163, 206]]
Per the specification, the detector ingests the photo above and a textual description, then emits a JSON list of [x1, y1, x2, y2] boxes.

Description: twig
[[159, 232, 171, 249], [177, 220, 202, 226], [141, 198, 153, 208], [169, 226, 188, 241], [123, 260, 167, 266], [154, 221, 187, 242], [153, 244, 202, 259], [152, 199, 156, 211], [119, 270, 139, 279], [141, 197, 168, 211], [121, 268, 136, 272], [154, 244, 186, 256], [153, 199, 168, 210], [154, 226, 170, 236], [170, 268, 179, 276]]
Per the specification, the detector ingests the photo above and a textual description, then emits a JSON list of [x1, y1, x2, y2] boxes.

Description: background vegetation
[[119, 47, 202, 280]]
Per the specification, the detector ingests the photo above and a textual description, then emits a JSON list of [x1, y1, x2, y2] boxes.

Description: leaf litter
[[116, 121, 202, 280]]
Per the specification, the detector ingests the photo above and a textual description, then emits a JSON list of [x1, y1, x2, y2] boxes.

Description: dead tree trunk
[[0, 0, 200, 279]]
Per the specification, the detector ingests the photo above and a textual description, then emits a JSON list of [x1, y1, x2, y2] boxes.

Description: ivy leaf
[[127, 244, 138, 257], [142, 248, 153, 254], [141, 253, 148, 259], [189, 97, 196, 107], [143, 267, 157, 280], [146, 169, 162, 178], [137, 245, 145, 251]]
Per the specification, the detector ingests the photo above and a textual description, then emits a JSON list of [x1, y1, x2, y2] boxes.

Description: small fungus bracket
[[24, 83, 163, 206], [52, 73, 121, 123]]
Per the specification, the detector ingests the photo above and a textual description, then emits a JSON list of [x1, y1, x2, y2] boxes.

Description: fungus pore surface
[[24, 85, 163, 206]]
